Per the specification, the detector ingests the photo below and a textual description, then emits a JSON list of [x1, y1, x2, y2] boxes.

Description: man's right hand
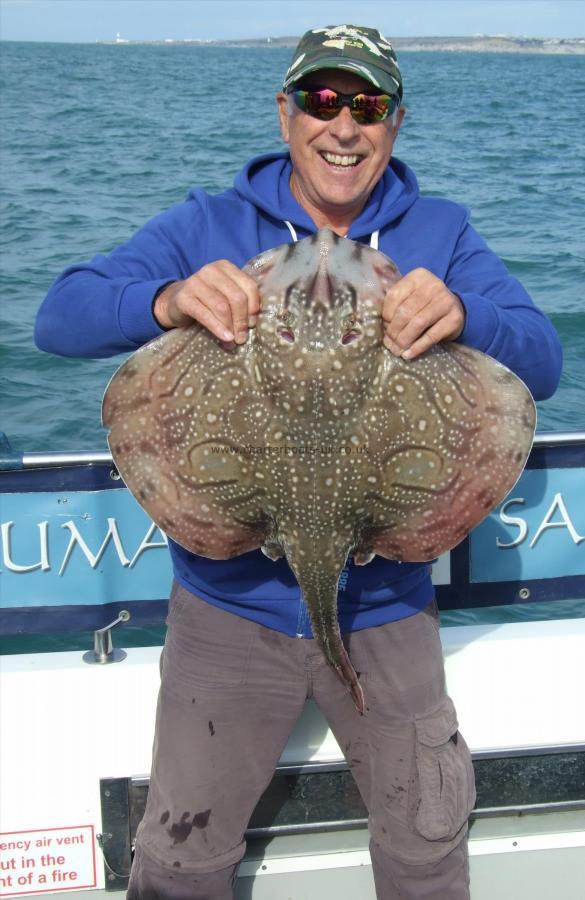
[[153, 260, 260, 344]]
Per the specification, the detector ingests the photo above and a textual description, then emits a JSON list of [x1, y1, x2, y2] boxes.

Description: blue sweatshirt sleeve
[[34, 197, 208, 358], [446, 216, 562, 401]]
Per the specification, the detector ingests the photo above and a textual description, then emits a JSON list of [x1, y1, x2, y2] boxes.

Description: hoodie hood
[[233, 151, 419, 241]]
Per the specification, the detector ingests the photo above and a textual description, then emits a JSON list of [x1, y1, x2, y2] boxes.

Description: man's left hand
[[382, 268, 465, 360]]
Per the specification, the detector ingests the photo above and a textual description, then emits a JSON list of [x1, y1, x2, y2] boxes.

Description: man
[[36, 24, 562, 900]]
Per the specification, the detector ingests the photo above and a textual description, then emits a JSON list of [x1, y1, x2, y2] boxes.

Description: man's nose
[[328, 105, 360, 140]]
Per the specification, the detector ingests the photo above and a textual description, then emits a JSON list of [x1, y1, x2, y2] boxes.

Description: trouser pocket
[[413, 696, 476, 842]]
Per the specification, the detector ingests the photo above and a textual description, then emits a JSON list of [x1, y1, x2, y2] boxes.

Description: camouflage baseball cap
[[282, 25, 402, 101]]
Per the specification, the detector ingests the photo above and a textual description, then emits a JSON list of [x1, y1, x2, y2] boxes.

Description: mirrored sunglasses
[[289, 88, 399, 125]]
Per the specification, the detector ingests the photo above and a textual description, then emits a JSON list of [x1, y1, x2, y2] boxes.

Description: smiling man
[[278, 69, 405, 229], [35, 24, 562, 900]]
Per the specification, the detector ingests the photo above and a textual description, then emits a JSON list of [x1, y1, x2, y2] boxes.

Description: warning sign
[[0, 826, 96, 896]]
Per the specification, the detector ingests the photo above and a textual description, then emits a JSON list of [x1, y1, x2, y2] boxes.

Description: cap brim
[[283, 57, 401, 98]]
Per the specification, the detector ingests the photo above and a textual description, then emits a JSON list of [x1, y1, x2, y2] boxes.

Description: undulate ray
[[103, 230, 536, 714]]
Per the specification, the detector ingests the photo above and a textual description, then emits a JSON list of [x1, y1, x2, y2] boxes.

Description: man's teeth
[[322, 152, 361, 167]]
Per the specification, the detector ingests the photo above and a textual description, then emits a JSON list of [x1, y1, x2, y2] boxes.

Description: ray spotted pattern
[[103, 230, 536, 713]]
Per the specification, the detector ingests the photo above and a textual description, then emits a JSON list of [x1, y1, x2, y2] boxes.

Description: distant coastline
[[97, 34, 585, 54]]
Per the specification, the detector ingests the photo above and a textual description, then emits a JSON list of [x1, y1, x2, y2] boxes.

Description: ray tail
[[287, 540, 366, 715]]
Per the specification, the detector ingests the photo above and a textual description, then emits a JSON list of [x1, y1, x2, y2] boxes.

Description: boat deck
[[41, 811, 585, 899]]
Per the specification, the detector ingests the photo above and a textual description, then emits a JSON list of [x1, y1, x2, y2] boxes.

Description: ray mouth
[[319, 151, 364, 169]]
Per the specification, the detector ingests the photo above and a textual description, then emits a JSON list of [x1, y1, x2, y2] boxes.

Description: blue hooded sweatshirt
[[35, 152, 562, 637]]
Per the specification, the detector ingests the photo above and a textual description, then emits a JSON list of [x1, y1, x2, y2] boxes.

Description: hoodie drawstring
[[284, 220, 298, 242], [284, 221, 379, 249]]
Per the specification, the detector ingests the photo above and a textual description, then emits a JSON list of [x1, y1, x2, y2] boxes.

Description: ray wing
[[102, 325, 274, 558], [357, 343, 536, 561]]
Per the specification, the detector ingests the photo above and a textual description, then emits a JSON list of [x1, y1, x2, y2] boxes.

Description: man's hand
[[382, 268, 465, 360], [153, 260, 260, 344]]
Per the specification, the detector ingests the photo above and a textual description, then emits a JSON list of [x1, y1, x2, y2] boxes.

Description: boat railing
[[2, 430, 585, 470]]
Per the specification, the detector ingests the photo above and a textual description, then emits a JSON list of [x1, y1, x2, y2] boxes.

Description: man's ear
[[394, 105, 406, 136], [276, 92, 290, 144]]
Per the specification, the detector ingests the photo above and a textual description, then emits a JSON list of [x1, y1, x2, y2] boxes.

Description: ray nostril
[[277, 327, 295, 343], [341, 330, 362, 345]]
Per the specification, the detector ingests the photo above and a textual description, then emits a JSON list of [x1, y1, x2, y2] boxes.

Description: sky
[[0, 0, 583, 43]]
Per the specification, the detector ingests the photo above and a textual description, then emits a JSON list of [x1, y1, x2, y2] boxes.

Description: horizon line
[[2, 33, 584, 44]]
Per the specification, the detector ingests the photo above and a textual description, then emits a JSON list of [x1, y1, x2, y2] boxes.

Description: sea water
[[1, 42, 584, 449]]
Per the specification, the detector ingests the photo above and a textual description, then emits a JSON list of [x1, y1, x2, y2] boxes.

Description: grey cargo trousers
[[127, 583, 475, 899]]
